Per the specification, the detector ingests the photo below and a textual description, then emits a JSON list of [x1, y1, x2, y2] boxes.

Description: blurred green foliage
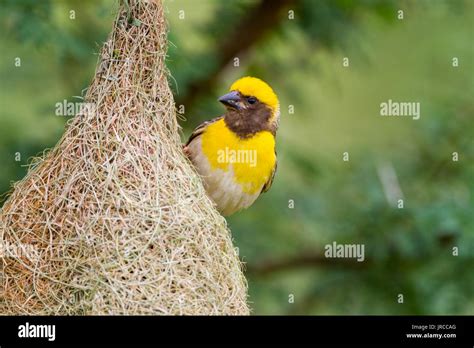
[[0, 0, 473, 314]]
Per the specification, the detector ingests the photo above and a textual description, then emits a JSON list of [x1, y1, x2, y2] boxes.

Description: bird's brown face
[[219, 90, 277, 138]]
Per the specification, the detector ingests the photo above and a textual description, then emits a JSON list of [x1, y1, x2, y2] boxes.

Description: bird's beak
[[218, 90, 241, 110]]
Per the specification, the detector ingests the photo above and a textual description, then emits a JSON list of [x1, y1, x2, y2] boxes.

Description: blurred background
[[0, 0, 473, 314]]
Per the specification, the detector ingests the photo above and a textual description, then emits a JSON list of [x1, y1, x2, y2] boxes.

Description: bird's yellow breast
[[201, 119, 276, 195]]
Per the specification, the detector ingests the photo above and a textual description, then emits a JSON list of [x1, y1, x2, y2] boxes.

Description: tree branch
[[245, 251, 371, 277], [176, 0, 297, 111]]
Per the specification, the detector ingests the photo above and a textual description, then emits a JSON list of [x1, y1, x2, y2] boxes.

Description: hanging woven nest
[[0, 0, 249, 315]]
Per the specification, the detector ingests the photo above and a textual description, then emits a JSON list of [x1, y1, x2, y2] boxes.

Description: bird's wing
[[261, 151, 277, 194], [185, 116, 223, 147]]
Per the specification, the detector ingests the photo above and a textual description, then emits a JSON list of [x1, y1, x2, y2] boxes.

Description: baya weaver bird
[[184, 76, 279, 216]]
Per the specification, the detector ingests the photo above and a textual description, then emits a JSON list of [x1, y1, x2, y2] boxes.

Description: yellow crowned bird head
[[218, 76, 280, 138]]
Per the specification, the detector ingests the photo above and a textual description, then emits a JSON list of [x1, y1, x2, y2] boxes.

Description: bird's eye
[[247, 96, 257, 104]]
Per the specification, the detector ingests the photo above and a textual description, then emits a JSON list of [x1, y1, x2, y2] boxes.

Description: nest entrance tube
[[0, 0, 249, 315]]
